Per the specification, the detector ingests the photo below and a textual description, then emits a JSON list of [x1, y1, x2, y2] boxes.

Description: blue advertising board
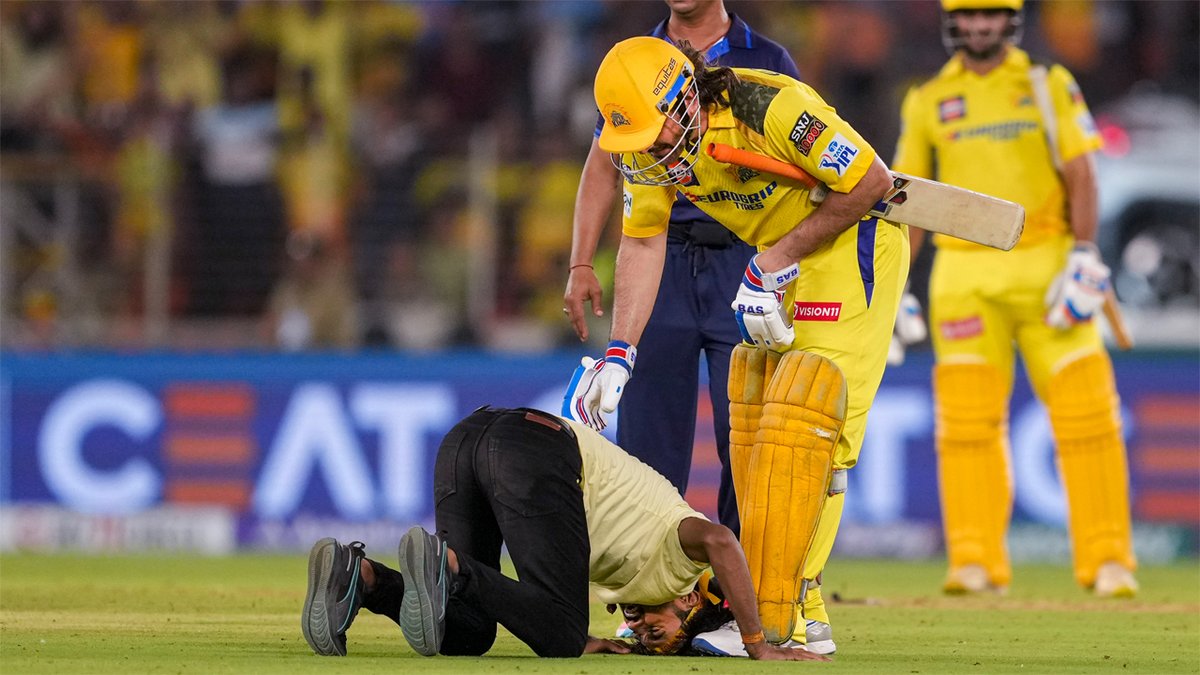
[[1, 350, 1196, 553]]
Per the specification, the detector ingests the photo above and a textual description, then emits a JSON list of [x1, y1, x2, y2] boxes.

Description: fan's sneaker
[[943, 564, 1007, 595], [691, 621, 814, 657], [301, 538, 367, 656], [1094, 562, 1138, 598], [804, 620, 837, 655], [398, 526, 450, 656]]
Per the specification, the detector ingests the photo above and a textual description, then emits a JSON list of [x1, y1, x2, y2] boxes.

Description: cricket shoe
[[691, 621, 815, 657], [943, 564, 1007, 596], [1093, 562, 1138, 598], [301, 538, 367, 656], [804, 620, 837, 655], [398, 526, 450, 656]]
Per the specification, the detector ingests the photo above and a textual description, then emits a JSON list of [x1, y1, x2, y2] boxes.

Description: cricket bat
[[706, 143, 1025, 251]]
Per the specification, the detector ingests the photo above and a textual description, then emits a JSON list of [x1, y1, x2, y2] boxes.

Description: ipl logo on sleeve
[[818, 133, 859, 177]]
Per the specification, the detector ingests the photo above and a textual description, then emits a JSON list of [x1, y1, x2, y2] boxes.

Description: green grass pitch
[[2, 554, 1197, 674]]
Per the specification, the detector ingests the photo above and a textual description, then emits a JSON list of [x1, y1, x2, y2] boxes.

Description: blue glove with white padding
[[1045, 242, 1110, 330], [561, 340, 637, 431], [731, 254, 800, 351]]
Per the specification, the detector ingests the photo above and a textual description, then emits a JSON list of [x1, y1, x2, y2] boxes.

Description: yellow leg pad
[[1047, 352, 1137, 587], [742, 350, 846, 643], [728, 344, 781, 522], [934, 363, 1013, 587]]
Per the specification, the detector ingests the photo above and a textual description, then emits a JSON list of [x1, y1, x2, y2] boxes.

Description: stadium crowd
[[1, 0, 1194, 351]]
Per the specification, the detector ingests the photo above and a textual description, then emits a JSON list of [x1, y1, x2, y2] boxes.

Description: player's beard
[[963, 40, 1005, 62]]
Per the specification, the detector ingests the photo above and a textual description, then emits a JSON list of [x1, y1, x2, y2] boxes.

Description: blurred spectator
[[0, 0, 74, 152], [266, 231, 359, 351], [188, 43, 284, 316]]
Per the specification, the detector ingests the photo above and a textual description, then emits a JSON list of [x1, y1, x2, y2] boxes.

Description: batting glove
[[887, 291, 927, 366], [1045, 243, 1110, 330], [731, 255, 800, 351], [561, 340, 636, 431]]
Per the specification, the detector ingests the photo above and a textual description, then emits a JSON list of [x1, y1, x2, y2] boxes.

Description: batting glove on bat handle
[[887, 291, 927, 366], [561, 341, 636, 431], [1045, 243, 1110, 330], [731, 255, 799, 352]]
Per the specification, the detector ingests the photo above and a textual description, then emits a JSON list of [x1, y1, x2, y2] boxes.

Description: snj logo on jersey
[[790, 111, 827, 156], [939, 315, 984, 340], [818, 133, 859, 177], [793, 302, 842, 322], [938, 96, 966, 122], [684, 181, 777, 211]]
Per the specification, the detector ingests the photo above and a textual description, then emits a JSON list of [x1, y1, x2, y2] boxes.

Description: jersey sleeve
[[891, 85, 934, 179], [761, 83, 878, 194], [1049, 64, 1103, 164], [620, 179, 676, 238]]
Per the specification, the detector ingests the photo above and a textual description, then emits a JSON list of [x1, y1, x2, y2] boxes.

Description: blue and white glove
[[1045, 243, 1110, 330], [561, 340, 636, 431], [887, 291, 927, 366], [730, 254, 799, 351]]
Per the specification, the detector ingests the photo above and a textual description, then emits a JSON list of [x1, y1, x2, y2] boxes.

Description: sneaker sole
[[301, 537, 345, 656], [398, 527, 444, 656]]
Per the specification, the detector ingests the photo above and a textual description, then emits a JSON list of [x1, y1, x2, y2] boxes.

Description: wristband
[[741, 630, 765, 645]]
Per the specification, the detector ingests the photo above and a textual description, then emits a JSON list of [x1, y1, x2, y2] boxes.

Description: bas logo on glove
[[561, 341, 637, 431], [731, 255, 799, 351]]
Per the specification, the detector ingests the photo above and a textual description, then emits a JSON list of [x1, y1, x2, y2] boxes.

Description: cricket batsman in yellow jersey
[[892, 0, 1137, 598], [563, 36, 908, 645]]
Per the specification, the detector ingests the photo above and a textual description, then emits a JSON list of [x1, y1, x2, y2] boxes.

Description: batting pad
[[727, 345, 781, 522], [1047, 353, 1137, 587], [741, 350, 846, 643], [934, 363, 1013, 587]]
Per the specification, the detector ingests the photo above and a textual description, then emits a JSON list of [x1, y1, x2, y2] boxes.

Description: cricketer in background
[[892, 0, 1138, 597], [565, 36, 908, 644]]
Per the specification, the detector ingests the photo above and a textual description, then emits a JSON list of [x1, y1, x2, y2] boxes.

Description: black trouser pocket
[[433, 431, 467, 507], [486, 427, 580, 519]]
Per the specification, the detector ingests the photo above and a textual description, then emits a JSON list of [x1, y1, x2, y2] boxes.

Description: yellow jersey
[[622, 68, 879, 248], [893, 48, 1102, 250]]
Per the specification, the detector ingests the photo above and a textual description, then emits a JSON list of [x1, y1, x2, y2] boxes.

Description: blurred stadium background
[[1, 1, 1196, 564]]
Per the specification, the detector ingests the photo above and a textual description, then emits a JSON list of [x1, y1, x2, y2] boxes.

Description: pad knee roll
[[934, 362, 1013, 586], [742, 350, 846, 643], [1047, 352, 1136, 586]]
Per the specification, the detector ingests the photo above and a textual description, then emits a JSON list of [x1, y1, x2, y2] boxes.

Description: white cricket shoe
[[804, 620, 837, 655], [1093, 561, 1138, 598]]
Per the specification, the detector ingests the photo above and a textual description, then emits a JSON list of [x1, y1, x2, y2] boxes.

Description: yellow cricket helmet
[[941, 0, 1023, 10], [594, 37, 692, 153], [593, 37, 704, 186]]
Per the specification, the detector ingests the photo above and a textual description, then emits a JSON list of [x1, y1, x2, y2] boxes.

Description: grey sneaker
[[398, 526, 449, 656], [301, 538, 367, 656]]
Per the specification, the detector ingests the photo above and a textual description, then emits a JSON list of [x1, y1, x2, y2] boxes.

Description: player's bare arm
[[676, 517, 830, 662], [565, 138, 623, 341], [1061, 151, 1099, 244], [756, 156, 893, 271], [608, 231, 667, 347]]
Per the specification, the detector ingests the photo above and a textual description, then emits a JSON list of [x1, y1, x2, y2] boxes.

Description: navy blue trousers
[[616, 237, 754, 536]]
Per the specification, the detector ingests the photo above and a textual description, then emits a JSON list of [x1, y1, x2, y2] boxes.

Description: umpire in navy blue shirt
[[563, 0, 800, 536]]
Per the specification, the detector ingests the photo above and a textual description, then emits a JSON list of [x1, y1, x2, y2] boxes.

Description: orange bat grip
[[706, 143, 820, 190]]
